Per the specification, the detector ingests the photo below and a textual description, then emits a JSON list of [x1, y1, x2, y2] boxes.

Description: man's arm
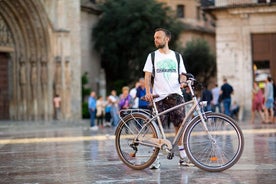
[[179, 74, 187, 88], [144, 72, 152, 101]]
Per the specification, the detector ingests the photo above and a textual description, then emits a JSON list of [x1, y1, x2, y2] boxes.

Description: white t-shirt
[[129, 88, 139, 108], [211, 87, 220, 105], [143, 50, 187, 102]]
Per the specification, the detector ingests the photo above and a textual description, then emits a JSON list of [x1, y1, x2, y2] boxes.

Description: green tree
[[180, 39, 216, 84], [93, 0, 182, 91], [81, 72, 91, 119]]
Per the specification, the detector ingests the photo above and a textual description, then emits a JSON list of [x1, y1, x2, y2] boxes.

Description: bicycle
[[115, 73, 244, 172]]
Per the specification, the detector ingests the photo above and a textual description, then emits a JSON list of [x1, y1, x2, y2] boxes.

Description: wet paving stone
[[0, 120, 275, 183]]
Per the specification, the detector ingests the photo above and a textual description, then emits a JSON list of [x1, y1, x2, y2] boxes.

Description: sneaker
[[179, 157, 194, 167], [90, 126, 98, 131], [149, 156, 160, 169]]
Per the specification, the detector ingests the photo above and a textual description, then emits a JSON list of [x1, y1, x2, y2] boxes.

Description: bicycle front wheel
[[184, 112, 244, 172], [115, 113, 159, 170]]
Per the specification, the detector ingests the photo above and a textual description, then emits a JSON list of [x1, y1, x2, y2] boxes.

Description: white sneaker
[[179, 157, 194, 167], [149, 156, 160, 169], [90, 126, 98, 131]]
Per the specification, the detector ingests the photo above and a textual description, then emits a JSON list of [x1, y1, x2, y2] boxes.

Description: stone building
[[159, 0, 216, 52], [0, 0, 216, 120], [203, 0, 276, 117], [0, 0, 85, 120]]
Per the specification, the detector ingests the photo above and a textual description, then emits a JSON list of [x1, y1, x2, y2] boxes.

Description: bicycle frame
[[133, 79, 210, 154]]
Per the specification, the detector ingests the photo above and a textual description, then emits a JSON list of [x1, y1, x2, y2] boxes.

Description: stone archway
[[0, 0, 51, 120]]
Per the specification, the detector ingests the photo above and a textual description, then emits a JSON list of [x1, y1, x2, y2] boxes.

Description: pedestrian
[[136, 78, 150, 109], [88, 91, 98, 131], [201, 84, 213, 112], [230, 101, 240, 120], [104, 100, 112, 127], [96, 96, 105, 128], [263, 76, 274, 123], [129, 81, 140, 109], [108, 90, 119, 127], [143, 28, 191, 168], [119, 86, 133, 110], [211, 83, 221, 113], [220, 77, 234, 116], [251, 82, 265, 123], [53, 94, 61, 120]]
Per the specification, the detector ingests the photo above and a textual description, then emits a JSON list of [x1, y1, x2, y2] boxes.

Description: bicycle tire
[[184, 112, 244, 172], [115, 113, 160, 170]]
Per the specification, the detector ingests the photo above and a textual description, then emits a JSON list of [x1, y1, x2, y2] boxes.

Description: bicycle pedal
[[167, 153, 174, 160]]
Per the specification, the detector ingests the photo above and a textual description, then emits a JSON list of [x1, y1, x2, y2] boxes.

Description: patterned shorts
[[156, 94, 185, 127]]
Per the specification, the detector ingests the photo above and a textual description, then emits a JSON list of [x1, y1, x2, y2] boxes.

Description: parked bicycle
[[115, 73, 244, 172]]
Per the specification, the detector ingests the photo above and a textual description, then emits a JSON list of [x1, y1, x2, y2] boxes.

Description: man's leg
[[223, 98, 231, 116]]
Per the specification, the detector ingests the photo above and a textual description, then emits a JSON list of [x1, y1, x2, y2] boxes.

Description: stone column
[[19, 55, 27, 120], [54, 56, 62, 99], [64, 56, 71, 119], [30, 54, 38, 120], [41, 56, 48, 120]]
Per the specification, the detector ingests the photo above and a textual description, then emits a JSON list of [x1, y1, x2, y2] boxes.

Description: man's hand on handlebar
[[141, 94, 159, 102], [145, 93, 153, 101], [180, 82, 188, 89]]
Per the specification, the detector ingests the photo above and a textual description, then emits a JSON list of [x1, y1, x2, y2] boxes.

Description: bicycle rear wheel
[[115, 113, 159, 170], [184, 112, 244, 172]]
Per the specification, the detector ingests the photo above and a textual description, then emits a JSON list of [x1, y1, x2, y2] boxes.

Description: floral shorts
[[156, 94, 185, 127]]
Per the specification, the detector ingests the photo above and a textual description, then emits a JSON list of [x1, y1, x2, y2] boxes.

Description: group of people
[[251, 76, 275, 124], [87, 78, 150, 131], [88, 90, 118, 131], [189, 78, 238, 119]]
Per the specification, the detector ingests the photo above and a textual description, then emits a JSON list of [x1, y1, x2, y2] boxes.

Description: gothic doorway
[[0, 52, 9, 120]]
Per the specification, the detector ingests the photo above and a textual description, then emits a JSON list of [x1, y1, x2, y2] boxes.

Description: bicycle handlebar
[[182, 73, 195, 80]]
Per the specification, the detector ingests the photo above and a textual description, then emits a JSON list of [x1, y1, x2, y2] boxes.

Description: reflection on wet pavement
[[0, 120, 275, 184]]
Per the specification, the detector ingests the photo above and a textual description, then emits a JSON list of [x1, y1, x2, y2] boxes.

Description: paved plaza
[[0, 118, 275, 184]]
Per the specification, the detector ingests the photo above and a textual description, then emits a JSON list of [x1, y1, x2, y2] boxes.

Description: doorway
[[252, 33, 276, 85], [0, 52, 9, 120]]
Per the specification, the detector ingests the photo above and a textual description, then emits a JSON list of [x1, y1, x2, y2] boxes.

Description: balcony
[[201, 0, 276, 8]]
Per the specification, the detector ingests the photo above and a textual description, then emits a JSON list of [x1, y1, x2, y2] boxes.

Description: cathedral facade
[[0, 0, 84, 120]]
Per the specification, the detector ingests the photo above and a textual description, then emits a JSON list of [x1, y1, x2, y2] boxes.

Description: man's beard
[[155, 43, 165, 49]]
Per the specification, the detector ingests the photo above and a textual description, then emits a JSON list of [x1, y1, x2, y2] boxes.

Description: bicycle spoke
[[185, 112, 244, 172], [115, 113, 159, 170]]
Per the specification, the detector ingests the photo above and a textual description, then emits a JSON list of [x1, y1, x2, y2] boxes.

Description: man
[[129, 81, 140, 109], [263, 76, 274, 123], [136, 78, 149, 109], [53, 94, 61, 120], [108, 90, 119, 127], [201, 84, 213, 112], [143, 28, 191, 168], [220, 78, 233, 116], [88, 91, 98, 131], [211, 83, 221, 113]]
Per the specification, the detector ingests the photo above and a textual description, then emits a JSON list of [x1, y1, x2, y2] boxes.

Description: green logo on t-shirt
[[156, 59, 177, 81]]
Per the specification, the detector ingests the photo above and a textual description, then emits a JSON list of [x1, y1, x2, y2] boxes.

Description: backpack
[[150, 51, 181, 85]]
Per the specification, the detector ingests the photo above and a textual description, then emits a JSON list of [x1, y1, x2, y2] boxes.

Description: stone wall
[[80, 3, 105, 99], [0, 0, 82, 120], [213, 4, 276, 117]]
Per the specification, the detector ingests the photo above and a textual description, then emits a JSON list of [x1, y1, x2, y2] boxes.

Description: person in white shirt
[[129, 81, 140, 109], [211, 84, 221, 113], [143, 28, 192, 168]]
